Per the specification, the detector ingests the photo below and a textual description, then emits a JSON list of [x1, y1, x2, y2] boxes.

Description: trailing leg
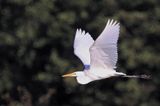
[[122, 74, 151, 79]]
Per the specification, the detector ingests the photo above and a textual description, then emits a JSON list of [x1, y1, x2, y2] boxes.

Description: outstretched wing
[[90, 19, 120, 70], [74, 29, 94, 68]]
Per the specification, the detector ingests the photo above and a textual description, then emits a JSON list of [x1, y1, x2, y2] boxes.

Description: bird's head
[[62, 71, 92, 84]]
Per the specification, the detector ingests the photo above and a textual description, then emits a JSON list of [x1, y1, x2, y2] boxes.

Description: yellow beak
[[62, 72, 76, 77]]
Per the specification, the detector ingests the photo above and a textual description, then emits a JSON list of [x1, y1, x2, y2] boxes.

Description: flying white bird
[[62, 19, 150, 84]]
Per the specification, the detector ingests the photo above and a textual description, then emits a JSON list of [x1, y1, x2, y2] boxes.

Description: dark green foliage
[[0, 0, 159, 106]]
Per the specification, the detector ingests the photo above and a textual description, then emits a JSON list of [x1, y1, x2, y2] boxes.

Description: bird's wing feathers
[[90, 19, 120, 69], [74, 29, 94, 66]]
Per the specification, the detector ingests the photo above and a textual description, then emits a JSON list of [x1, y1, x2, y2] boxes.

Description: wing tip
[[76, 28, 91, 37], [106, 19, 119, 26]]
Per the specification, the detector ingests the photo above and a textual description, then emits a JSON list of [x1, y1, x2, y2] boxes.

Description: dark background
[[0, 0, 159, 106]]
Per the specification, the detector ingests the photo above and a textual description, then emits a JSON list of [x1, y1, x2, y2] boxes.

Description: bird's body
[[63, 19, 150, 84], [74, 68, 126, 84]]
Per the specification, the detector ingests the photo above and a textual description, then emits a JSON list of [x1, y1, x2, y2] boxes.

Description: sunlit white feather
[[90, 19, 119, 70], [73, 29, 94, 65]]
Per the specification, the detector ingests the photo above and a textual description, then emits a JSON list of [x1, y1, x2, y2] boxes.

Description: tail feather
[[122, 75, 151, 79]]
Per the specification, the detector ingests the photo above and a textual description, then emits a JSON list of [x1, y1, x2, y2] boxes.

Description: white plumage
[[74, 29, 94, 65], [90, 19, 119, 69], [63, 19, 150, 84]]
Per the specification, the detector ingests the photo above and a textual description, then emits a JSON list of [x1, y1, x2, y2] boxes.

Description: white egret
[[63, 19, 150, 84]]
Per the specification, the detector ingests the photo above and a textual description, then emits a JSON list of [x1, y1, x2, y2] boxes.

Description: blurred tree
[[0, 0, 160, 106]]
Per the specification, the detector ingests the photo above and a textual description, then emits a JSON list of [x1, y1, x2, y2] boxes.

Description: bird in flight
[[62, 19, 150, 84]]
